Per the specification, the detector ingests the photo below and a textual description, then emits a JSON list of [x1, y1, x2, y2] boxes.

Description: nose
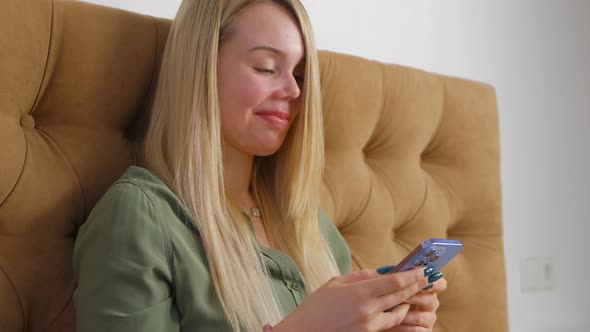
[[279, 73, 301, 100]]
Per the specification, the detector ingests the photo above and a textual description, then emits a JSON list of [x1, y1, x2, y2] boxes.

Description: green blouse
[[73, 166, 352, 331]]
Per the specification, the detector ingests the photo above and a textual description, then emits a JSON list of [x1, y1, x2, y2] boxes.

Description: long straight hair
[[143, 0, 340, 330]]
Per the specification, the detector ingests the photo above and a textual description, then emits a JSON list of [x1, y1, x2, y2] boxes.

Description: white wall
[[422, 2, 590, 331], [83, 1, 590, 331]]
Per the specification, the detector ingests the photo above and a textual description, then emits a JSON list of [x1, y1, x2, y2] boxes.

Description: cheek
[[239, 77, 267, 109], [218, 73, 271, 142], [292, 97, 303, 117], [220, 72, 267, 119]]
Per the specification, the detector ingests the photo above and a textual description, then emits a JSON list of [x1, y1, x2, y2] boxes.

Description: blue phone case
[[382, 239, 463, 312], [391, 238, 464, 274]]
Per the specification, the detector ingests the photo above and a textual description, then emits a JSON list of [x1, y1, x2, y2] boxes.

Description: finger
[[404, 292, 440, 312], [424, 276, 447, 293], [365, 268, 429, 297], [400, 309, 437, 328], [378, 282, 427, 312], [333, 269, 381, 285], [375, 303, 411, 330], [387, 324, 430, 332]]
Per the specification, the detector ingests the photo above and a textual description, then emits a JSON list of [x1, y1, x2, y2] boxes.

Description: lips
[[255, 110, 291, 129]]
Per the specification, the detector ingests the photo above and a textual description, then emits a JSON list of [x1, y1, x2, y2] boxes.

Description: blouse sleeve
[[72, 182, 179, 332]]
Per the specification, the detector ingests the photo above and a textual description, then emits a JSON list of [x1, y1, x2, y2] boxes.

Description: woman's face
[[217, 1, 305, 157]]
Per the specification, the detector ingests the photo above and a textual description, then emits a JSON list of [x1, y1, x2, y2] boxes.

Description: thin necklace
[[240, 207, 261, 217]]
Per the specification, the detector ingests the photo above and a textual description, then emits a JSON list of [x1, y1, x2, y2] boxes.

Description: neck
[[223, 144, 256, 209]]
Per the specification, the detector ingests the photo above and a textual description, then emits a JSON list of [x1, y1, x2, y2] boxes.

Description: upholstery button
[[291, 282, 301, 291], [20, 114, 36, 129]]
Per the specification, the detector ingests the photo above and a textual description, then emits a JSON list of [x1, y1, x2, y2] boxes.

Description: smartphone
[[382, 238, 463, 312], [391, 238, 464, 274]]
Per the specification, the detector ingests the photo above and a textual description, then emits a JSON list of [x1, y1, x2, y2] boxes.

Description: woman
[[73, 0, 447, 331]]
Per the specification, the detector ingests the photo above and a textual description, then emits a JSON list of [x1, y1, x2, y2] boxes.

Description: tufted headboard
[[0, 0, 508, 331]]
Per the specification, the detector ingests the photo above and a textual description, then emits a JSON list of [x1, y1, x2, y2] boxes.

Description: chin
[[253, 147, 281, 157], [252, 141, 285, 157], [250, 136, 287, 157]]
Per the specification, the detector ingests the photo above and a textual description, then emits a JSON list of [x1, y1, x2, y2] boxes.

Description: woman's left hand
[[385, 276, 447, 332]]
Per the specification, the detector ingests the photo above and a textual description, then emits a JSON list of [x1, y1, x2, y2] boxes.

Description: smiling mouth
[[255, 110, 291, 129], [257, 113, 289, 129]]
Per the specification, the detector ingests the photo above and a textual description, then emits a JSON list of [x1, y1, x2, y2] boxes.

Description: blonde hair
[[143, 0, 340, 330]]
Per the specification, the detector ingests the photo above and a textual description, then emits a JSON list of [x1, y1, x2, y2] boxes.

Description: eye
[[255, 68, 275, 76]]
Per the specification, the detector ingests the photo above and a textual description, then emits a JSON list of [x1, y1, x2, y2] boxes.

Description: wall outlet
[[521, 256, 555, 292]]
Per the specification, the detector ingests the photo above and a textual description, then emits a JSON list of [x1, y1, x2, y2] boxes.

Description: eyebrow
[[248, 45, 306, 62], [248, 45, 285, 55]]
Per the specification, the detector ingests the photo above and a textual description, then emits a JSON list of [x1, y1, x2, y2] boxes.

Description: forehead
[[225, 2, 305, 60]]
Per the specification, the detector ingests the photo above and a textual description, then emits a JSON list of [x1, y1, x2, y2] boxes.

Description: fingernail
[[424, 267, 435, 277], [428, 272, 443, 283], [377, 265, 395, 275], [423, 284, 434, 290]]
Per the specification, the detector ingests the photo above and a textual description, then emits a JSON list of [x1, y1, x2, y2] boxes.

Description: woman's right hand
[[274, 268, 430, 332]]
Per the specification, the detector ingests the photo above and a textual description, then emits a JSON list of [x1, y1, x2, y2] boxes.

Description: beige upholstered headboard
[[0, 0, 508, 331]]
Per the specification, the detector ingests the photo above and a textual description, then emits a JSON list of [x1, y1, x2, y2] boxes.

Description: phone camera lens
[[414, 259, 426, 267], [428, 255, 440, 263], [425, 249, 437, 258]]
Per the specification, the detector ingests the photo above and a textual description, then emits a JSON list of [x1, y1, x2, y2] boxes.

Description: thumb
[[335, 269, 381, 285], [376, 265, 397, 275]]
